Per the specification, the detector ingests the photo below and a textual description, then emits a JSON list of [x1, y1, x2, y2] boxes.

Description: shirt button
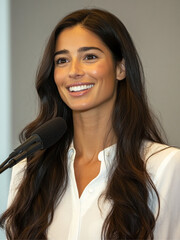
[[106, 152, 110, 157], [68, 149, 74, 158], [88, 188, 94, 193]]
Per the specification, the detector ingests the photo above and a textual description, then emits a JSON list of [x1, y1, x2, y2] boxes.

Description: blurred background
[[0, 0, 180, 238]]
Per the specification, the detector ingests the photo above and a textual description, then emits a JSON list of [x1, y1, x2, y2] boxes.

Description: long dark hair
[[0, 8, 165, 239]]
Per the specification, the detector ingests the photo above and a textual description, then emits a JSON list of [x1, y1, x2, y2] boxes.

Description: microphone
[[0, 117, 67, 173]]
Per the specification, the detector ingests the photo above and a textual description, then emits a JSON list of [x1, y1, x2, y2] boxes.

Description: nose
[[69, 58, 85, 79]]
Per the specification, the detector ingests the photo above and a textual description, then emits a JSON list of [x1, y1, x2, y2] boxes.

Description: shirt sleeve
[[153, 148, 180, 240]]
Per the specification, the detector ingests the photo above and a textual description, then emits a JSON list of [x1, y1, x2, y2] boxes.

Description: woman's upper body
[[8, 141, 180, 240]]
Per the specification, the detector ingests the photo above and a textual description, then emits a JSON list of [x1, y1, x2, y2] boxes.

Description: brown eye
[[55, 58, 69, 65], [84, 54, 98, 60]]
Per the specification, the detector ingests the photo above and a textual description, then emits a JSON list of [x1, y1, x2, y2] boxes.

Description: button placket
[[68, 149, 81, 240], [80, 187, 93, 217]]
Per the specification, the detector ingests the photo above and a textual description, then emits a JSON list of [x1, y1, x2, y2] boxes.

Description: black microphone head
[[32, 117, 67, 149]]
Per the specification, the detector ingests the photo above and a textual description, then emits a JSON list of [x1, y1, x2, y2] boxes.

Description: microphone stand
[[0, 142, 42, 174]]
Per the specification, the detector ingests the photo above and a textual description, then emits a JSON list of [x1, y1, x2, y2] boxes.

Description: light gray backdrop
[[0, 0, 180, 239]]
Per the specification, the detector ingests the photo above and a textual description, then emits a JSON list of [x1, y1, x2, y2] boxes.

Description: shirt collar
[[98, 144, 116, 163], [68, 141, 116, 164]]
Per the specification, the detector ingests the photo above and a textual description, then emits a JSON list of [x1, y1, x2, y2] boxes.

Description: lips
[[67, 83, 95, 92], [69, 84, 94, 92], [66, 83, 95, 96]]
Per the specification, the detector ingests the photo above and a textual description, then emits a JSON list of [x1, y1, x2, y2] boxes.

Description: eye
[[55, 57, 69, 65], [84, 54, 98, 61]]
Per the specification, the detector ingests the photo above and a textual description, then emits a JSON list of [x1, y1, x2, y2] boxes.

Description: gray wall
[[11, 0, 180, 148], [0, 0, 11, 239], [0, 0, 180, 238]]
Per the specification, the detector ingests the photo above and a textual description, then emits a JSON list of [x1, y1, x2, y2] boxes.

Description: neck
[[73, 107, 116, 160]]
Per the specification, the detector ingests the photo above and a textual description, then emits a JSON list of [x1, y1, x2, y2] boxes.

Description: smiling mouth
[[68, 84, 94, 92]]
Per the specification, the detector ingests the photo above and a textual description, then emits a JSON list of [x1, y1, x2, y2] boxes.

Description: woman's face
[[54, 25, 125, 112]]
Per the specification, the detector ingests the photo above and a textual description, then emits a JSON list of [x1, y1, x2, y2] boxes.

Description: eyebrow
[[54, 46, 104, 57]]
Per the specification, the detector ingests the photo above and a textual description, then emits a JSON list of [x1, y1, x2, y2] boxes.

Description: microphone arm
[[0, 141, 42, 174], [0, 135, 41, 169], [0, 117, 67, 174]]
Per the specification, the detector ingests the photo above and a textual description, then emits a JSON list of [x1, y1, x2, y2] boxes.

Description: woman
[[0, 8, 180, 240]]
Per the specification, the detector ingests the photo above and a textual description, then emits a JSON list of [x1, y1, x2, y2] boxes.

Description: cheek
[[89, 62, 109, 78], [54, 69, 59, 85], [54, 69, 68, 102], [89, 61, 116, 83], [54, 69, 64, 87]]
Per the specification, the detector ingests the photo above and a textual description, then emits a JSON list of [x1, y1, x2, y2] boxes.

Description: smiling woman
[[0, 8, 180, 240], [53, 25, 125, 112]]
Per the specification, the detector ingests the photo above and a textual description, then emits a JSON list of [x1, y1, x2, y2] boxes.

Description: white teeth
[[69, 84, 94, 92]]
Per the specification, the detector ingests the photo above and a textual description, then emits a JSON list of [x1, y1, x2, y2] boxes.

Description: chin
[[69, 104, 93, 112]]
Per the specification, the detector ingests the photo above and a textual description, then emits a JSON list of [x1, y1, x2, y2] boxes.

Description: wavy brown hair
[[0, 8, 165, 239]]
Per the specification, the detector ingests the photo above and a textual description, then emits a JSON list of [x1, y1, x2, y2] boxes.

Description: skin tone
[[54, 25, 126, 197]]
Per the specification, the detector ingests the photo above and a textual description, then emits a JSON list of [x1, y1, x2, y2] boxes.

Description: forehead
[[55, 25, 107, 51]]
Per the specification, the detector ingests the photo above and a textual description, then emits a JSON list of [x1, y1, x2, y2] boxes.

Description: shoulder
[[143, 142, 180, 238], [143, 141, 180, 159], [142, 141, 180, 183]]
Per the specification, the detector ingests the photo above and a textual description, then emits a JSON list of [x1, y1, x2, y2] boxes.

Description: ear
[[116, 59, 126, 81]]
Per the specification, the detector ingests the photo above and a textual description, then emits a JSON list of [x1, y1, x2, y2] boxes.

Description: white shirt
[[8, 141, 180, 240]]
